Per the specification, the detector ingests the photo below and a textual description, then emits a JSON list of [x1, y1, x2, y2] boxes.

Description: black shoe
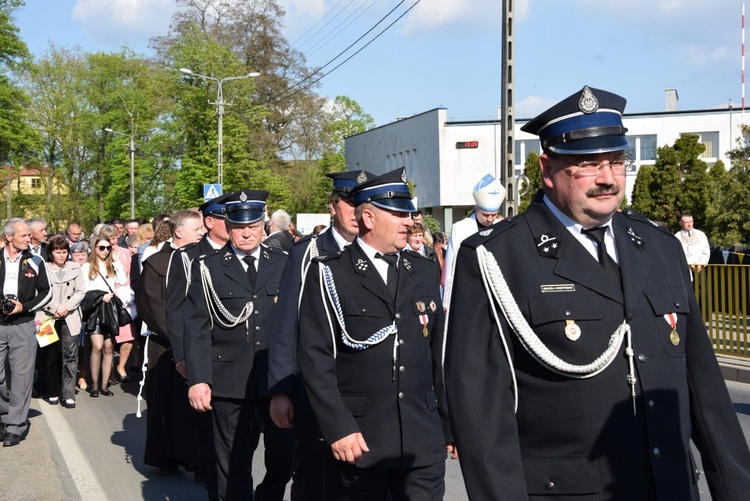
[[90, 390, 99, 398], [100, 388, 114, 397], [3, 433, 21, 447], [61, 399, 76, 409], [47, 396, 59, 405], [116, 372, 130, 383]]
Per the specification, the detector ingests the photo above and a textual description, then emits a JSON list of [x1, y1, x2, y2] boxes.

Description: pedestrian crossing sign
[[204, 184, 222, 201]]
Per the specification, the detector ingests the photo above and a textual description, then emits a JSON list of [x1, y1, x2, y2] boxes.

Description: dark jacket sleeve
[[184, 258, 214, 388], [268, 241, 307, 396], [166, 250, 189, 363], [444, 244, 529, 500]]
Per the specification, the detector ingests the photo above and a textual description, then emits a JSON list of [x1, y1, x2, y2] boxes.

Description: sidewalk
[[716, 353, 750, 383]]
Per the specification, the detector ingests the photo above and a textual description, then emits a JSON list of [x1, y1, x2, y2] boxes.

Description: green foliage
[[631, 134, 709, 233], [519, 150, 541, 212]]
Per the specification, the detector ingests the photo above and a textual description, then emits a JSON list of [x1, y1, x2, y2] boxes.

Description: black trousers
[[290, 409, 325, 501], [323, 456, 446, 501], [212, 397, 294, 501]]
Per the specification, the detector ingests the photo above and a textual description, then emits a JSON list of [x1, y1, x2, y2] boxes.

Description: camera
[[1, 294, 18, 315]]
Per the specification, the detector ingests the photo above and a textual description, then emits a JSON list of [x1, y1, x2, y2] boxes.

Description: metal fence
[[694, 265, 750, 358]]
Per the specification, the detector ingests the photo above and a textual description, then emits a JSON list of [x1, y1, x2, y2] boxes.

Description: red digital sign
[[456, 141, 479, 149]]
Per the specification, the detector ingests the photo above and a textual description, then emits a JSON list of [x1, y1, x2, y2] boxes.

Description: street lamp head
[[179, 68, 194, 75], [104, 128, 114, 133], [248, 72, 261, 78]]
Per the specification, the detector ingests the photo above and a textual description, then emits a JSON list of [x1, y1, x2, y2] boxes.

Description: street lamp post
[[179, 68, 260, 187], [104, 128, 136, 219]]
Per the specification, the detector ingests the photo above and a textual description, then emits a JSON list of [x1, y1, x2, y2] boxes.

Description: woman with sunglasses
[[82, 235, 126, 397], [99, 224, 136, 383]]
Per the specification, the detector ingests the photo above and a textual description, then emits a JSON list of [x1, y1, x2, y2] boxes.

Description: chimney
[[665, 88, 679, 112]]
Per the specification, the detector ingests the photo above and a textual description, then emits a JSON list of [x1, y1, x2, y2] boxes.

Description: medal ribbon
[[663, 312, 677, 330]]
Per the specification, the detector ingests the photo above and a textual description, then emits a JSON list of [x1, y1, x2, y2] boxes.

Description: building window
[[515, 139, 541, 165], [30, 178, 41, 188], [626, 135, 657, 162], [696, 131, 719, 159]]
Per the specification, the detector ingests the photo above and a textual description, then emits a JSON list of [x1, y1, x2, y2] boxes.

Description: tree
[[0, 0, 36, 166], [519, 150, 541, 213], [711, 128, 750, 245]]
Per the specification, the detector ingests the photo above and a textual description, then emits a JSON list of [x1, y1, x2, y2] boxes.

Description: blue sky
[[12, 1, 744, 126]]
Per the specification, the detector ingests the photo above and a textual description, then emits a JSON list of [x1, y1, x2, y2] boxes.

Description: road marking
[[43, 402, 108, 499]]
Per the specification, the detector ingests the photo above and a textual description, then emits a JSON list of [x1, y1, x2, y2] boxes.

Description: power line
[[305, 0, 381, 59], [290, 0, 351, 49], [268, 0, 412, 105], [272, 0, 421, 106]]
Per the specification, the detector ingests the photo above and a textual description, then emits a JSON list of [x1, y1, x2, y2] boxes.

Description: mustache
[[587, 185, 620, 197]]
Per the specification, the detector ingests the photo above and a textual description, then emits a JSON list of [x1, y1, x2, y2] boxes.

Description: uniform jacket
[[265, 230, 294, 253], [39, 261, 85, 336], [268, 227, 343, 410], [0, 249, 52, 325], [297, 241, 450, 470], [444, 195, 750, 500], [165, 236, 220, 363], [184, 243, 287, 400]]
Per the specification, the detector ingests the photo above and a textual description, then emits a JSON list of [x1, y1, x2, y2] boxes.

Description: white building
[[345, 101, 745, 233]]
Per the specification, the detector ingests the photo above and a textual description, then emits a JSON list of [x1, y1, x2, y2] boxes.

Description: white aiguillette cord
[[476, 245, 637, 415]]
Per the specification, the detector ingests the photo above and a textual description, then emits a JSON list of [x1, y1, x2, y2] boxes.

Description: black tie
[[582, 227, 621, 285], [243, 255, 257, 290], [376, 252, 399, 299]]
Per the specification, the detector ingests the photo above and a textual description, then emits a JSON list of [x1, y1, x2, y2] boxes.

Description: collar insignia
[[579, 86, 599, 114], [402, 258, 412, 271], [223, 251, 233, 262], [479, 228, 493, 237], [627, 227, 645, 249], [262, 250, 270, 260], [356, 259, 368, 272], [535, 233, 560, 257]]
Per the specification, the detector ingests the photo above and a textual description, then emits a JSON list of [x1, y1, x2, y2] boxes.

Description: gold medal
[[565, 320, 581, 341], [423, 325, 428, 337], [670, 328, 680, 346]]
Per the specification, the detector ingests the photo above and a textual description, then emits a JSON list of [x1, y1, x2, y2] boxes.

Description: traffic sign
[[203, 184, 222, 201]]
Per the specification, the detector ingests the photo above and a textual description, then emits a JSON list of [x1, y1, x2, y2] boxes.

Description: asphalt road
[[1, 376, 749, 500]]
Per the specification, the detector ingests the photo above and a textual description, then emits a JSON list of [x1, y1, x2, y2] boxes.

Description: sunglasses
[[97, 245, 112, 251]]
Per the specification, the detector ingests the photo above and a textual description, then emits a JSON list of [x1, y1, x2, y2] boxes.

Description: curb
[[716, 354, 750, 384]]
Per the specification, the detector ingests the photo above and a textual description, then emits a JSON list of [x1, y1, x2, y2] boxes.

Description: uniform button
[[399, 339, 405, 345], [564, 310, 571, 316], [399, 366, 405, 373], [216, 355, 222, 360], [546, 482, 555, 490], [253, 294, 258, 299], [254, 310, 260, 315], [256, 341, 261, 346], [398, 392, 404, 399], [638, 353, 648, 363], [674, 302, 680, 308], [648, 399, 655, 410], [652, 447, 661, 458], [361, 309, 367, 314], [255, 326, 260, 331], [395, 313, 401, 319]]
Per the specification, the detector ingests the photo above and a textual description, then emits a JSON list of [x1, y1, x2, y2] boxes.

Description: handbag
[[98, 270, 133, 327]]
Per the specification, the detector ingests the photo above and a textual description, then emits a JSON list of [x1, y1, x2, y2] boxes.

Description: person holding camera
[[0, 218, 52, 447], [82, 235, 127, 398]]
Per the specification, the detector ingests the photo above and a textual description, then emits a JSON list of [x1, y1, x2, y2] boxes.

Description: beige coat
[[39, 261, 85, 336]]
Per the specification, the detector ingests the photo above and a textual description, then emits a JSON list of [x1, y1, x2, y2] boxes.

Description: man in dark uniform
[[165, 193, 232, 499], [268, 170, 373, 500], [297, 168, 454, 500], [185, 190, 293, 501], [444, 86, 750, 500]]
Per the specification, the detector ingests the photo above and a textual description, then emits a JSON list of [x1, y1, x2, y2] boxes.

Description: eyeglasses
[[97, 245, 111, 251], [552, 155, 634, 177]]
